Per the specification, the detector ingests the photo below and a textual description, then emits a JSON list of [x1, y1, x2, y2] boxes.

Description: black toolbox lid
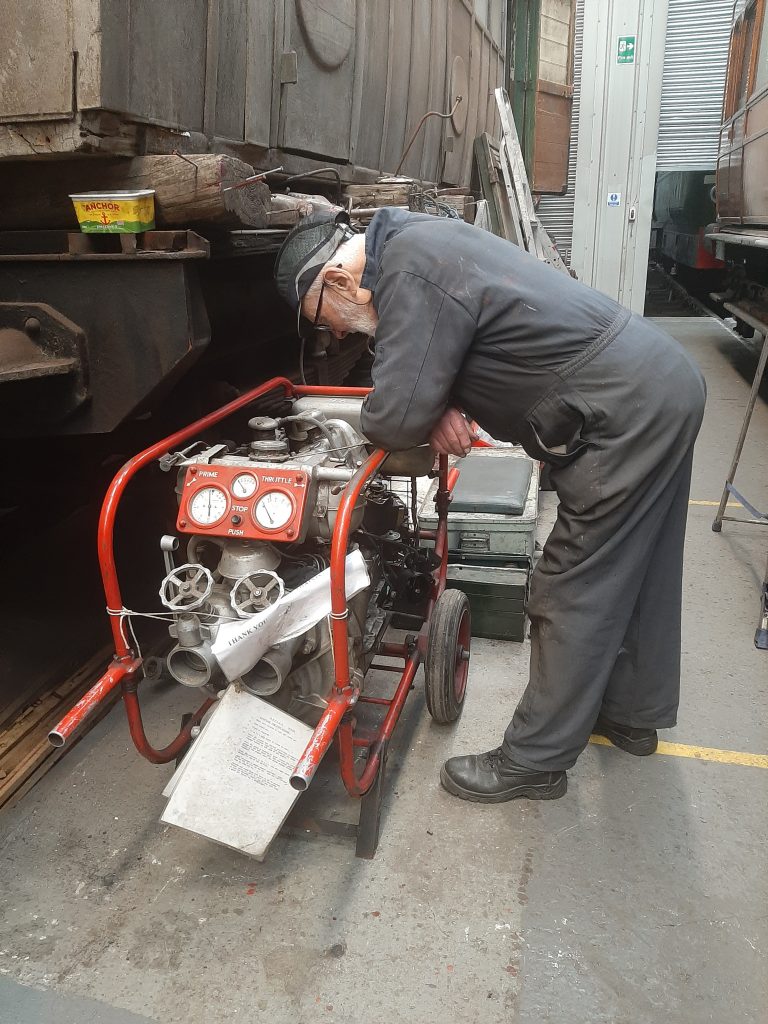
[[450, 453, 533, 516]]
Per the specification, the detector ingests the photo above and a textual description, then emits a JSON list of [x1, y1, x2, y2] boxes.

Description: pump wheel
[[425, 590, 471, 724]]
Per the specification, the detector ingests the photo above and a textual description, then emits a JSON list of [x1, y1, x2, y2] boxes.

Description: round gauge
[[253, 490, 294, 531], [231, 472, 258, 499], [188, 486, 229, 526]]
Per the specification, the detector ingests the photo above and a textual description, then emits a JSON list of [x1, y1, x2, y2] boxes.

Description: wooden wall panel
[[0, 0, 75, 119], [73, 0, 106, 110], [462, 32, 493, 183], [741, 139, 767, 222], [126, 0, 208, 130], [279, 0, 356, 160], [533, 90, 570, 192], [400, 1, 432, 178], [98, 0, 130, 114], [381, 0, 413, 174], [443, 0, 472, 184], [355, 0, 390, 171], [244, 0, 275, 147], [530, 0, 573, 192], [424, 0, 448, 183], [215, 0, 248, 141], [461, 23, 484, 183]]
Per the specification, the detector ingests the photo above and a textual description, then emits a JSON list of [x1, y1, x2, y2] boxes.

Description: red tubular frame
[[51, 376, 296, 754], [50, 376, 459, 807], [289, 452, 456, 795]]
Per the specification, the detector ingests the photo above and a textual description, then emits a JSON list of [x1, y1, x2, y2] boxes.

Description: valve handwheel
[[159, 563, 215, 611], [230, 570, 285, 618], [425, 589, 471, 724]]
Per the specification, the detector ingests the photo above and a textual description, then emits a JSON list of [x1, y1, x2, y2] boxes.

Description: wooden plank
[[344, 182, 414, 207], [533, 90, 572, 193], [355, 0, 391, 172], [401, 0, 432, 177], [424, 0, 448, 183], [244, 0, 275, 147], [461, 22, 484, 185], [382, 0, 413, 174], [213, 0, 249, 142], [1, 685, 122, 812], [443, 0, 473, 185], [472, 133, 520, 244], [0, 111, 138, 160], [127, 0, 208, 132], [204, 0, 222, 138], [0, 670, 99, 760], [0, 647, 115, 809]]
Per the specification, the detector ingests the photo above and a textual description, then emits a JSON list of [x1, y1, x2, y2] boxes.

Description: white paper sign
[[161, 688, 313, 860], [607, 191, 621, 207], [211, 549, 370, 682]]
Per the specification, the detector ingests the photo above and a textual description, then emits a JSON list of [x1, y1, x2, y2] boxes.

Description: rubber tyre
[[425, 589, 471, 724]]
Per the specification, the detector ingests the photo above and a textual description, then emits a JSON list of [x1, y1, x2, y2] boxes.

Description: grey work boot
[[440, 748, 567, 803], [593, 715, 658, 756]]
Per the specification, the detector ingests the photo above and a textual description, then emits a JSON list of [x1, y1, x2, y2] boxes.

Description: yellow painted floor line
[[688, 499, 740, 507], [589, 734, 768, 768]]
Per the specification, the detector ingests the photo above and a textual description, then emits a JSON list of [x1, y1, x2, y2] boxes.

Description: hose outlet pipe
[[166, 642, 218, 688], [241, 637, 302, 697]]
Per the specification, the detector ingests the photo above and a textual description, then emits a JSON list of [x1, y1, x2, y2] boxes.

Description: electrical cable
[[299, 335, 307, 385]]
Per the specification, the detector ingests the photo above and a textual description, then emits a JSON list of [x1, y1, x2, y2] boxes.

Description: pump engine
[[154, 400, 434, 718]]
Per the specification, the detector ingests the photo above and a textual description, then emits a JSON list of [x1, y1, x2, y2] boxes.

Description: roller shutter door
[[656, 0, 734, 171]]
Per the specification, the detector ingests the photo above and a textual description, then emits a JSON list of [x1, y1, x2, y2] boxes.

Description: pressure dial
[[188, 486, 228, 526], [231, 472, 258, 499], [254, 490, 294, 531]]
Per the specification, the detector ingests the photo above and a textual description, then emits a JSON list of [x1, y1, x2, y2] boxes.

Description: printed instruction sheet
[[161, 687, 312, 860]]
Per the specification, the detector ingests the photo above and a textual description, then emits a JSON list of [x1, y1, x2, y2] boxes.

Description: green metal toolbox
[[446, 564, 529, 642], [419, 448, 539, 642], [419, 449, 539, 564]]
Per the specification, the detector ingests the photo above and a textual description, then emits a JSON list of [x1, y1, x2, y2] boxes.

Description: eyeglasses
[[312, 278, 331, 334]]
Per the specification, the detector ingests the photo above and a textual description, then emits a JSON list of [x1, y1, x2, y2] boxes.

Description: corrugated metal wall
[[536, 0, 583, 267], [656, 0, 734, 171]]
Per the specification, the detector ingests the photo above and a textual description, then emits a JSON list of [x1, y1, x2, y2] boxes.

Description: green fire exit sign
[[617, 36, 636, 64]]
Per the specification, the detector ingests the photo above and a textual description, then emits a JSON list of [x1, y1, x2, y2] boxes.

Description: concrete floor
[[1, 316, 766, 1024]]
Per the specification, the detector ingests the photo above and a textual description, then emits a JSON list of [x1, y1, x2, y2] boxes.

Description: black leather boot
[[440, 748, 567, 803], [593, 715, 658, 756]]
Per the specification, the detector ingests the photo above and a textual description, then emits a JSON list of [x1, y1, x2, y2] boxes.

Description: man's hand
[[429, 407, 477, 457]]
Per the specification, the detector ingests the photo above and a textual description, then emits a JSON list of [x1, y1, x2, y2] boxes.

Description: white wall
[[570, 0, 669, 312]]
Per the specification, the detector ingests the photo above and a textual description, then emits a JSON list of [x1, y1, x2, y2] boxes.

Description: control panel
[[176, 464, 310, 543]]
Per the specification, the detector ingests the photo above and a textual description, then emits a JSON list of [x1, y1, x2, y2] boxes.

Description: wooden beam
[[0, 154, 270, 231]]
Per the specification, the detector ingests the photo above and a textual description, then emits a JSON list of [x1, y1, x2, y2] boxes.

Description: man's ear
[[324, 265, 356, 295]]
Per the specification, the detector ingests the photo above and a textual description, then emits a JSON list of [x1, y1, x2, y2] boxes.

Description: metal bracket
[[0, 301, 88, 429]]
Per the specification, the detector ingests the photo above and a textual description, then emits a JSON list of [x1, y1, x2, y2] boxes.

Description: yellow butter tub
[[69, 189, 156, 233]]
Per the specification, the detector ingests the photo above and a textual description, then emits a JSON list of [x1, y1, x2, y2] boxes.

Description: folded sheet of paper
[[161, 687, 313, 860], [211, 548, 370, 682]]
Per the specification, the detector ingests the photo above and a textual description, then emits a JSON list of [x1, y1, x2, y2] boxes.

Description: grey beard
[[346, 309, 378, 337]]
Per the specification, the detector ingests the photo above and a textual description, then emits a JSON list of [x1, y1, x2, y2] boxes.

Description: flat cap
[[274, 209, 356, 332]]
